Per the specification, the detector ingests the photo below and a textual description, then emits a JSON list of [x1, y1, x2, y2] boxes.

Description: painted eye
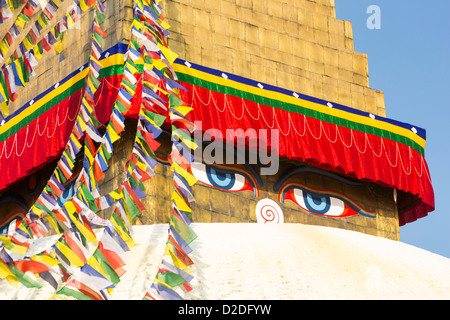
[[280, 185, 375, 218], [191, 162, 259, 196], [292, 188, 347, 217]]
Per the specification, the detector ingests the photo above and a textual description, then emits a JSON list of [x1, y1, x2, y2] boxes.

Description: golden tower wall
[[162, 0, 386, 116], [0, 0, 400, 240]]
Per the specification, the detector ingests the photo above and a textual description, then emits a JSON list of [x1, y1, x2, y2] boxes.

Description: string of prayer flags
[[0, 0, 127, 299], [0, 0, 102, 116], [131, 0, 198, 300], [0, 0, 198, 300]]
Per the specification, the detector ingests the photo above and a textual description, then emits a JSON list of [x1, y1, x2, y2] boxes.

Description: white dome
[[1, 223, 449, 300]]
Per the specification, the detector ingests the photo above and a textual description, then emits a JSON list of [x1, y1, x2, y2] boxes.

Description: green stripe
[[98, 64, 125, 79], [177, 72, 424, 156]]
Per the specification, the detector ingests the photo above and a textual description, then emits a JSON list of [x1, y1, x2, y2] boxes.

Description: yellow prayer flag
[[152, 58, 168, 71], [84, 145, 94, 165], [54, 40, 63, 54], [109, 190, 122, 200], [160, 20, 171, 31], [87, 254, 108, 278], [171, 191, 192, 213], [0, 260, 13, 279], [146, 82, 168, 95], [63, 200, 77, 215], [16, 18, 26, 29], [0, 102, 9, 116], [107, 124, 121, 143], [170, 125, 197, 150], [0, 261, 18, 288], [6, 276, 19, 288], [166, 244, 191, 273], [5, 0, 13, 10], [0, 40, 9, 57], [79, 0, 88, 11], [68, 211, 98, 243], [37, 16, 47, 29], [45, 214, 60, 234], [131, 19, 143, 32], [66, 13, 75, 29], [172, 163, 197, 186], [30, 204, 44, 218], [71, 133, 82, 150], [55, 241, 84, 267], [22, 37, 34, 51], [136, 161, 148, 173], [159, 45, 178, 64], [110, 218, 134, 248], [82, 97, 94, 113], [171, 105, 194, 117], [0, 236, 28, 255], [125, 61, 138, 74], [33, 45, 42, 59], [31, 254, 61, 267], [136, 0, 143, 10], [77, 115, 87, 133], [87, 78, 98, 95]]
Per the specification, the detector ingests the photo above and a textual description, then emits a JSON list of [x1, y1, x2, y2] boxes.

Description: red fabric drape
[[0, 71, 143, 192], [180, 83, 435, 226], [0, 91, 83, 191]]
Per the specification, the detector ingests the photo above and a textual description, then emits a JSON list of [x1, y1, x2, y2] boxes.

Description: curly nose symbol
[[255, 199, 284, 224]]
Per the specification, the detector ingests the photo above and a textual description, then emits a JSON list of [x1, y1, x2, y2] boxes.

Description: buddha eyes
[[279, 184, 375, 218], [163, 156, 374, 219], [190, 162, 259, 197]]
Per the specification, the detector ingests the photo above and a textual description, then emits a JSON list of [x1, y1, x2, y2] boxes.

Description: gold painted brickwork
[[162, 0, 386, 116]]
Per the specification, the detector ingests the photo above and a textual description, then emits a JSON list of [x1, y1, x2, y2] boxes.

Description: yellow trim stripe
[[173, 63, 426, 150]]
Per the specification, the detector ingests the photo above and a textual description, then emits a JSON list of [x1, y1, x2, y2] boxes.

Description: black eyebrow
[[273, 166, 363, 192]]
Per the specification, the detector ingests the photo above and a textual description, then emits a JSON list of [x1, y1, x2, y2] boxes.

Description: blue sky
[[335, 0, 450, 258]]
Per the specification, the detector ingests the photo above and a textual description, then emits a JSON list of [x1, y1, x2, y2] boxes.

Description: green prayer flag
[[145, 109, 166, 127], [95, 10, 106, 24], [79, 183, 99, 212], [93, 249, 120, 285], [171, 213, 197, 245], [0, 72, 11, 101], [168, 93, 185, 107], [123, 187, 140, 220], [88, 71, 101, 89], [57, 287, 94, 300], [156, 272, 186, 288], [8, 264, 42, 289], [93, 30, 105, 45]]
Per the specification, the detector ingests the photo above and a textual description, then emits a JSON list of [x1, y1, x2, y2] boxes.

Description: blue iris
[[206, 167, 235, 190], [303, 192, 331, 215]]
